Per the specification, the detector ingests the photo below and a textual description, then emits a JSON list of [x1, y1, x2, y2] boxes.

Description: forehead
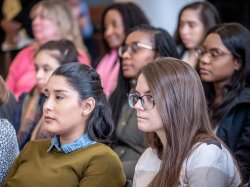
[[125, 31, 153, 44], [136, 74, 150, 93], [35, 50, 59, 66], [105, 9, 122, 22], [203, 33, 225, 48], [46, 75, 73, 91], [180, 9, 201, 22]]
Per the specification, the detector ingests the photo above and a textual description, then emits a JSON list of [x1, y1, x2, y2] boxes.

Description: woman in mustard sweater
[[3, 63, 126, 187]]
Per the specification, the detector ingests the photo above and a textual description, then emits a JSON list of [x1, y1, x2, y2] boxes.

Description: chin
[[123, 72, 135, 79]]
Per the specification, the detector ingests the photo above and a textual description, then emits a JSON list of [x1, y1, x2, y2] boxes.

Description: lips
[[199, 68, 211, 75], [44, 116, 55, 123], [137, 116, 147, 121]]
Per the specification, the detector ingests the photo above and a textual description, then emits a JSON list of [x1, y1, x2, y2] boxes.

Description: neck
[[156, 130, 167, 149], [213, 81, 229, 105], [186, 49, 198, 68], [59, 128, 85, 146]]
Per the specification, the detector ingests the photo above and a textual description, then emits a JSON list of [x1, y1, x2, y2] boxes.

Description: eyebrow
[[134, 90, 151, 95], [44, 89, 68, 93]]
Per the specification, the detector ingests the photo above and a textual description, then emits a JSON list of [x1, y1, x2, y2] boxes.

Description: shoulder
[[22, 139, 51, 153], [136, 147, 161, 172], [77, 48, 91, 66], [86, 143, 120, 162], [0, 119, 16, 138], [14, 44, 36, 59], [186, 142, 236, 176], [81, 143, 124, 174]]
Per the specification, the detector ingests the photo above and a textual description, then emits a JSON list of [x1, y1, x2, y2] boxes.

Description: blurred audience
[[6, 0, 90, 100], [174, 1, 220, 68]]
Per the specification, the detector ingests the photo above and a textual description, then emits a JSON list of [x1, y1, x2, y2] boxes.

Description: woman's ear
[[234, 58, 242, 70], [81, 97, 95, 116]]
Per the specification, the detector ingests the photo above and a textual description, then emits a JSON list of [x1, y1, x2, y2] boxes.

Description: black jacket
[[217, 88, 250, 182]]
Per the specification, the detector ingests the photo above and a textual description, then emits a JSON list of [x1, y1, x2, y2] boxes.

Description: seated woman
[[198, 22, 250, 183], [16, 39, 79, 150], [0, 76, 19, 184], [174, 1, 220, 68], [110, 24, 179, 180], [2, 63, 125, 187], [132, 57, 242, 187]]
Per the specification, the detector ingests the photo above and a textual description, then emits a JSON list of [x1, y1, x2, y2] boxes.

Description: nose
[[36, 69, 43, 80], [104, 25, 113, 37], [43, 97, 53, 112], [122, 48, 131, 60], [199, 53, 211, 65], [32, 16, 40, 26], [134, 99, 144, 111], [179, 24, 189, 36]]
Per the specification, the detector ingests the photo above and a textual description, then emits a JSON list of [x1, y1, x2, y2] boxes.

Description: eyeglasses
[[118, 42, 154, 57], [196, 48, 232, 60], [127, 93, 155, 110]]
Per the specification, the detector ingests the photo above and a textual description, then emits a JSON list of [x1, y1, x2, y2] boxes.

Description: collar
[[47, 134, 96, 153]]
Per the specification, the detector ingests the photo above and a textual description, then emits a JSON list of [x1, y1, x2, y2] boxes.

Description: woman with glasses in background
[[109, 24, 179, 180], [132, 57, 241, 187], [198, 22, 250, 184]]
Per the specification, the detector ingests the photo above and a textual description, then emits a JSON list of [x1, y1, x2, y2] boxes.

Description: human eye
[[128, 93, 139, 108], [35, 64, 39, 72], [44, 92, 49, 100], [55, 95, 64, 100], [142, 95, 154, 109], [131, 43, 140, 54], [143, 95, 154, 104], [210, 49, 222, 58], [44, 66, 52, 73]]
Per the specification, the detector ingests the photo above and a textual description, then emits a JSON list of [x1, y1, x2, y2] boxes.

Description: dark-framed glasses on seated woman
[[196, 48, 232, 60], [127, 92, 155, 110]]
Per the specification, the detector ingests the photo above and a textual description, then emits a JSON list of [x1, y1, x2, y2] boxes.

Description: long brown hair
[[0, 76, 9, 106], [140, 57, 218, 187]]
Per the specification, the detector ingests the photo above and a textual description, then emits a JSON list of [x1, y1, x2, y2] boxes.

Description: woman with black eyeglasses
[[199, 22, 250, 184], [109, 24, 179, 180], [132, 57, 241, 187]]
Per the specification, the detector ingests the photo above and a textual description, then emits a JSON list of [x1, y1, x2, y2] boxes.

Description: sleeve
[[79, 151, 126, 187], [185, 144, 240, 187], [2, 141, 30, 185], [234, 106, 250, 182], [6, 52, 23, 95], [0, 120, 19, 184]]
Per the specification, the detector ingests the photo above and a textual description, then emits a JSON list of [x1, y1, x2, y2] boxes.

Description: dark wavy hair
[[52, 63, 114, 143], [202, 23, 250, 126], [100, 2, 149, 52], [109, 24, 179, 126], [174, 1, 221, 55]]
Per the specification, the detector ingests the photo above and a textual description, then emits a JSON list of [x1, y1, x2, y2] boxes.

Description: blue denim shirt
[[47, 134, 96, 153]]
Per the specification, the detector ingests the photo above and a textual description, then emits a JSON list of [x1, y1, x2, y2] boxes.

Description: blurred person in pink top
[[6, 0, 90, 100], [94, 2, 149, 97]]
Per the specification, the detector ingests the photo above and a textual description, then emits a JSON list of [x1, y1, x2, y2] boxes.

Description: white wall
[[114, 0, 203, 35]]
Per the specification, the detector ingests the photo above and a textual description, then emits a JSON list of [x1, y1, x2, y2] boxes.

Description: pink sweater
[[6, 44, 90, 99], [96, 49, 120, 97]]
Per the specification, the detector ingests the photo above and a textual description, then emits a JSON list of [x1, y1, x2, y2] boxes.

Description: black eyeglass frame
[[127, 93, 155, 110]]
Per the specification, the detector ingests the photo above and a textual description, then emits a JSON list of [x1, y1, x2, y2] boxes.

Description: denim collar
[[47, 134, 96, 153]]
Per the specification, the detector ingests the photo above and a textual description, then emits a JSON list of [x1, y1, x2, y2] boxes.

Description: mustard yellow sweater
[[2, 140, 125, 187]]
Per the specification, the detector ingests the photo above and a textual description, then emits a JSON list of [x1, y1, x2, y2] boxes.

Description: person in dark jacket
[[198, 22, 250, 183]]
